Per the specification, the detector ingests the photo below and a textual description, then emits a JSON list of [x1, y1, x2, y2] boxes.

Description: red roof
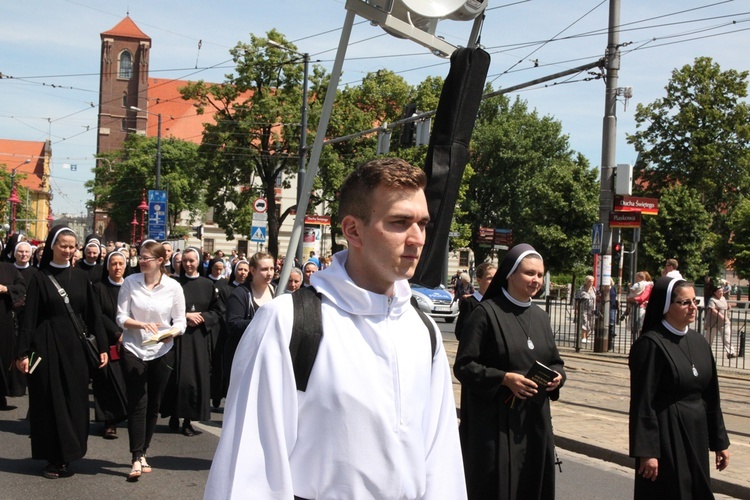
[[101, 16, 151, 41], [143, 79, 213, 143], [0, 139, 48, 192]]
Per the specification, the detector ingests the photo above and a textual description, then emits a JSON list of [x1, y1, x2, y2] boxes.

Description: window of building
[[122, 93, 128, 107], [121, 118, 127, 132], [459, 250, 470, 267], [204, 238, 215, 255], [118, 51, 132, 79]]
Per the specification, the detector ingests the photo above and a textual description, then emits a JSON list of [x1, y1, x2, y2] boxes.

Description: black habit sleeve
[[454, 304, 507, 399], [629, 337, 663, 459]]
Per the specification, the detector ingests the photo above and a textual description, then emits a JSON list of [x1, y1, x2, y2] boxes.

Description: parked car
[[410, 283, 459, 323]]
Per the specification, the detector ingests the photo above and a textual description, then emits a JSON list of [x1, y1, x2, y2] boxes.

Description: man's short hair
[[665, 258, 679, 269], [338, 157, 427, 224]]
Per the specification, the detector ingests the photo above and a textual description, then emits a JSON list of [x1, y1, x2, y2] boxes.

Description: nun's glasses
[[673, 298, 700, 307]]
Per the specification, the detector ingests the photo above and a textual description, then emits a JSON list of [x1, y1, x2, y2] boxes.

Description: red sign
[[613, 195, 658, 215], [477, 227, 494, 245], [253, 198, 268, 213], [610, 211, 642, 228], [304, 215, 331, 225]]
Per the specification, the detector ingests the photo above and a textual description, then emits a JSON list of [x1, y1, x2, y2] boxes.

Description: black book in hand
[[525, 361, 558, 402]]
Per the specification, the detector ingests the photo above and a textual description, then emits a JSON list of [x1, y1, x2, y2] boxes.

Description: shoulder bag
[[46, 272, 101, 369]]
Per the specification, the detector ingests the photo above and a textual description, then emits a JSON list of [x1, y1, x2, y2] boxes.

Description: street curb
[[555, 435, 749, 499]]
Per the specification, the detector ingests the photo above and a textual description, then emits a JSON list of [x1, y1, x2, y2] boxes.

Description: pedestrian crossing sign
[[250, 226, 266, 242]]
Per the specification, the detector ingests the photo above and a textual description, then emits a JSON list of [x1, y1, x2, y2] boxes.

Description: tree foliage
[[180, 29, 327, 258], [464, 93, 599, 274], [729, 198, 750, 279], [86, 135, 205, 237], [638, 185, 713, 281], [0, 169, 33, 238], [627, 57, 750, 270]]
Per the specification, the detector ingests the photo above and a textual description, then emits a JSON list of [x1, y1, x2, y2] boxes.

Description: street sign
[[253, 198, 268, 213], [494, 228, 512, 246], [591, 223, 603, 255], [304, 215, 331, 225], [250, 226, 267, 242], [610, 211, 642, 228], [148, 189, 168, 240], [613, 195, 658, 215], [252, 212, 268, 222]]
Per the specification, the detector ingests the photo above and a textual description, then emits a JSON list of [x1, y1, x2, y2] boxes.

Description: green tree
[[86, 135, 205, 237], [627, 57, 750, 268], [0, 169, 32, 237], [638, 185, 713, 281], [728, 198, 750, 279], [180, 29, 326, 258], [465, 93, 598, 273]]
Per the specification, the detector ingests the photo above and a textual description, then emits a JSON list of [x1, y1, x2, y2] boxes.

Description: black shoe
[[211, 398, 221, 409], [103, 423, 118, 440], [168, 416, 180, 432], [181, 423, 196, 437]]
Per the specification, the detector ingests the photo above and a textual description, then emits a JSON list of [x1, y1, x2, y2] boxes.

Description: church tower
[[94, 16, 151, 238], [96, 16, 151, 155]]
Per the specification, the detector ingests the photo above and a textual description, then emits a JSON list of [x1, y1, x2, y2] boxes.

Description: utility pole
[[595, 0, 621, 353]]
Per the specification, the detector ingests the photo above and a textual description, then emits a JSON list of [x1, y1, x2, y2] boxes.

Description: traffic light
[[400, 102, 417, 148], [192, 224, 203, 239], [613, 241, 622, 261]]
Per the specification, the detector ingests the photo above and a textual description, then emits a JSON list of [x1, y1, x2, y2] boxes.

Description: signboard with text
[[610, 211, 642, 228], [148, 190, 168, 240], [613, 195, 659, 215]]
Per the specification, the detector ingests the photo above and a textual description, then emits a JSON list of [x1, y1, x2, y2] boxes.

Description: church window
[[118, 51, 133, 79]]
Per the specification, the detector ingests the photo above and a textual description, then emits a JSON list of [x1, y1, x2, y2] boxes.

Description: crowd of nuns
[[0, 228, 272, 481]]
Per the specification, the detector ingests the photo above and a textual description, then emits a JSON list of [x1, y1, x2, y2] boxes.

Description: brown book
[[525, 361, 558, 402]]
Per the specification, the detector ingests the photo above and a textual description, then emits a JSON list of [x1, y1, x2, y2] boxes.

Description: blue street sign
[[591, 223, 603, 255], [148, 190, 168, 240], [250, 226, 267, 242]]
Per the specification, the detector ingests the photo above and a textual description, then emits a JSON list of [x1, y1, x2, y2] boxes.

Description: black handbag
[[46, 272, 101, 369]]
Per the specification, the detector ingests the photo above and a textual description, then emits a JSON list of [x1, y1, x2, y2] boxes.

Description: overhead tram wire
[[489, 0, 607, 85]]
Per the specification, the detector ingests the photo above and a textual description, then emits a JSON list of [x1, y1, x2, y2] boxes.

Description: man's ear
[[341, 215, 363, 249]]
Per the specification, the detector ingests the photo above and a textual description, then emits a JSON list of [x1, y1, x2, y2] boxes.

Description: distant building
[[0, 138, 52, 241]]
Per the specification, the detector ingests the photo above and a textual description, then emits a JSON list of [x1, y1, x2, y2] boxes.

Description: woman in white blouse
[[116, 241, 186, 481]]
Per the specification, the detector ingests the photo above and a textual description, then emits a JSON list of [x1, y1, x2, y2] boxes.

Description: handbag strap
[[46, 271, 88, 343]]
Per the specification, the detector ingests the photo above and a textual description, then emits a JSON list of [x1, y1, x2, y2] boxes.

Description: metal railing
[[542, 296, 748, 370]]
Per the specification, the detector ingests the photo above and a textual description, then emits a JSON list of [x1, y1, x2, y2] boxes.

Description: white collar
[[502, 287, 532, 307], [108, 276, 123, 286], [14, 262, 30, 270], [50, 261, 70, 269], [661, 318, 688, 336]]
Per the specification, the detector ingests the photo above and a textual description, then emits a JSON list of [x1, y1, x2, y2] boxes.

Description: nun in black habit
[[161, 247, 220, 436], [206, 257, 230, 408], [91, 251, 129, 438], [1, 240, 36, 401], [0, 256, 26, 407], [454, 244, 565, 500], [629, 277, 730, 499], [15, 225, 108, 479], [76, 235, 103, 284]]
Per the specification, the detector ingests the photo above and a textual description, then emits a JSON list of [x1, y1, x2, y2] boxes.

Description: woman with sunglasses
[[629, 277, 730, 499]]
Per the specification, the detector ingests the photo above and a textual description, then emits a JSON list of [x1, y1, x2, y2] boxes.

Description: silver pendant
[[692, 365, 698, 377], [527, 338, 535, 350]]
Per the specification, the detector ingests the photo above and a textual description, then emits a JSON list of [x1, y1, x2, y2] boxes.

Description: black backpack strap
[[290, 286, 323, 392], [411, 296, 437, 359]]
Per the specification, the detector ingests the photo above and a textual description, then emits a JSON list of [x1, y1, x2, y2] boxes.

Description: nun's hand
[[716, 450, 730, 471], [502, 372, 538, 400], [546, 372, 563, 391], [98, 352, 108, 369], [638, 458, 658, 481]]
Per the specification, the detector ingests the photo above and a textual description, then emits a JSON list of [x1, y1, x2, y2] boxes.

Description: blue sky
[[2, 0, 748, 215]]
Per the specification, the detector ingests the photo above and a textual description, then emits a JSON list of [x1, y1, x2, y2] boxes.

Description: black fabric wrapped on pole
[[411, 47, 490, 288]]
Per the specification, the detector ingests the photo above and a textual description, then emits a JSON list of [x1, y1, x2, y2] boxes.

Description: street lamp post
[[130, 106, 162, 190], [268, 40, 310, 264]]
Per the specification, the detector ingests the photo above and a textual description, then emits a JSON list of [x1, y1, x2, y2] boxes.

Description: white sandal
[[140, 456, 152, 473], [128, 459, 142, 481]]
